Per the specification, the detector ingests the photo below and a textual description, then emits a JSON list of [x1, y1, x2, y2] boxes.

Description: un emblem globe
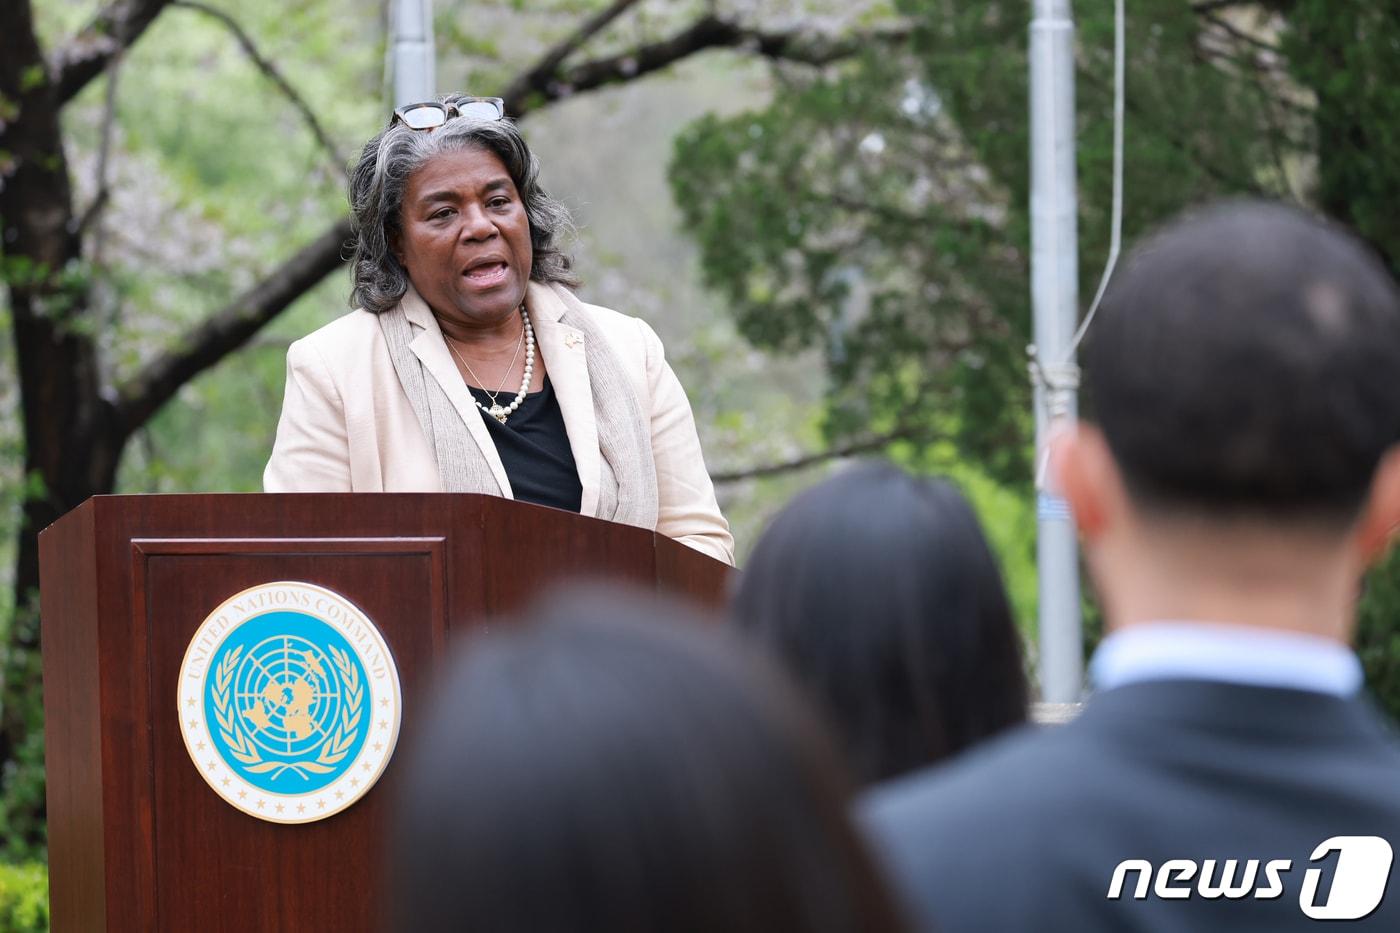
[[203, 610, 372, 794], [236, 634, 344, 760]]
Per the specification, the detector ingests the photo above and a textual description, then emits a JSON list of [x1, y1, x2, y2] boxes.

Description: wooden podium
[[38, 494, 730, 932]]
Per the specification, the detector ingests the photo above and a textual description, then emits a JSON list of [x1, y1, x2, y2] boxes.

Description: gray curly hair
[[347, 97, 578, 313]]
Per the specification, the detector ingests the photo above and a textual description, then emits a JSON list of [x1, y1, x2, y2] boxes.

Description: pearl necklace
[[447, 307, 534, 424]]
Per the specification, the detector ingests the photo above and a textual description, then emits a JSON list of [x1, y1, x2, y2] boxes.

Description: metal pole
[[392, 0, 436, 107], [1029, 0, 1083, 702]]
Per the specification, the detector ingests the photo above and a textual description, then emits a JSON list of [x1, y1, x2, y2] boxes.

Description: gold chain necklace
[[445, 306, 535, 423]]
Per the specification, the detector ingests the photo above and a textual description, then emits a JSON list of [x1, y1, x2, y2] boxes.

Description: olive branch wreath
[[212, 644, 364, 781]]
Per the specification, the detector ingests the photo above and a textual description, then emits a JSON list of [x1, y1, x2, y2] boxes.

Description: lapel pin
[[565, 332, 583, 349]]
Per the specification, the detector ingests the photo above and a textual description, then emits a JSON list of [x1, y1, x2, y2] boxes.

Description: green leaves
[[670, 0, 1301, 489], [1358, 547, 1400, 721], [1283, 1, 1400, 275], [671, 38, 1034, 481], [17, 66, 46, 96], [0, 861, 48, 931]]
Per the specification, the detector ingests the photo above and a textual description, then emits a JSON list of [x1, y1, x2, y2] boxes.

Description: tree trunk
[[0, 0, 122, 856]]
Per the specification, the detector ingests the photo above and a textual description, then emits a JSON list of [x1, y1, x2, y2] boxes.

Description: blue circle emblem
[[205, 610, 369, 794], [180, 582, 402, 823]]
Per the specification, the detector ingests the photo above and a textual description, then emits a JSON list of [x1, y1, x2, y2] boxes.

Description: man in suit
[[862, 201, 1400, 931]]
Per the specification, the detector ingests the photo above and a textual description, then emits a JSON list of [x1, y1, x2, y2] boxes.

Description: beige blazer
[[264, 282, 734, 564]]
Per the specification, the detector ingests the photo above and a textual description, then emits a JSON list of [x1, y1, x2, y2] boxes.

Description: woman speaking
[[264, 95, 734, 564]]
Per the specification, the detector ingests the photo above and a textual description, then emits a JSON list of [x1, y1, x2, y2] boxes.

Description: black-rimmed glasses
[[392, 96, 505, 131]]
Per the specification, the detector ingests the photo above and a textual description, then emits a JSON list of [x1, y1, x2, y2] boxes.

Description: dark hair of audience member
[[387, 587, 907, 933], [1083, 199, 1400, 526], [731, 462, 1029, 786]]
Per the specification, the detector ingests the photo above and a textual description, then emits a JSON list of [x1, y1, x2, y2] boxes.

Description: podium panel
[[39, 494, 730, 932]]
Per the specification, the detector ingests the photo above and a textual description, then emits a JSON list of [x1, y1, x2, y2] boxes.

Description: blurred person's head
[[1056, 200, 1400, 641], [731, 463, 1029, 785], [387, 587, 906, 933]]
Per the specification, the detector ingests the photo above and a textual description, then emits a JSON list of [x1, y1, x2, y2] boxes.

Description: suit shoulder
[[549, 291, 665, 381], [863, 722, 1100, 839], [292, 308, 383, 352], [574, 298, 660, 347], [285, 310, 384, 377], [857, 726, 1105, 929]]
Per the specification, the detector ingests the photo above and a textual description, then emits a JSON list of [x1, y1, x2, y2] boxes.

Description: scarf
[[378, 283, 659, 530]]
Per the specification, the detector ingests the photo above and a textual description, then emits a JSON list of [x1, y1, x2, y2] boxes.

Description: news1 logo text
[[1107, 836, 1393, 921]]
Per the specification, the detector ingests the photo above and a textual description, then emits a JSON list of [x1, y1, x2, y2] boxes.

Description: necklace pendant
[[488, 404, 509, 424]]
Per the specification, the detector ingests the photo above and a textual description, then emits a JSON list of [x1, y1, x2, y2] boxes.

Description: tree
[[669, 0, 1400, 697], [671, 0, 1300, 481], [673, 0, 1400, 457], [1279, 0, 1400, 269], [1279, 0, 1400, 722], [0, 0, 912, 855]]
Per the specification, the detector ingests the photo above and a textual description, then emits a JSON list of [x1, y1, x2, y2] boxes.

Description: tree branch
[[504, 14, 911, 113], [53, 0, 173, 105], [121, 8, 905, 431], [1201, 10, 1282, 55], [73, 189, 110, 239], [1190, 0, 1256, 12], [498, 0, 646, 111], [115, 218, 353, 434], [171, 0, 347, 171], [712, 429, 917, 484], [89, 48, 124, 269]]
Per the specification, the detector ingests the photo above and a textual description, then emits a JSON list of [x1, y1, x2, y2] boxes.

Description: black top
[[468, 376, 583, 513]]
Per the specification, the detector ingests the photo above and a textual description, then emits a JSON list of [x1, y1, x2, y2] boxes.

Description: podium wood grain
[[39, 494, 730, 933]]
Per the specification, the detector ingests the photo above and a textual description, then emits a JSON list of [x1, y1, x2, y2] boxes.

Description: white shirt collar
[[1090, 621, 1363, 697]]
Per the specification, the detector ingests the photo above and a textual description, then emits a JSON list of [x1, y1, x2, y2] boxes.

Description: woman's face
[[395, 146, 533, 328]]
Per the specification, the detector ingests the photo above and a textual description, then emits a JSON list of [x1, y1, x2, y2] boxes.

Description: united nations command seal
[[177, 582, 403, 824]]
